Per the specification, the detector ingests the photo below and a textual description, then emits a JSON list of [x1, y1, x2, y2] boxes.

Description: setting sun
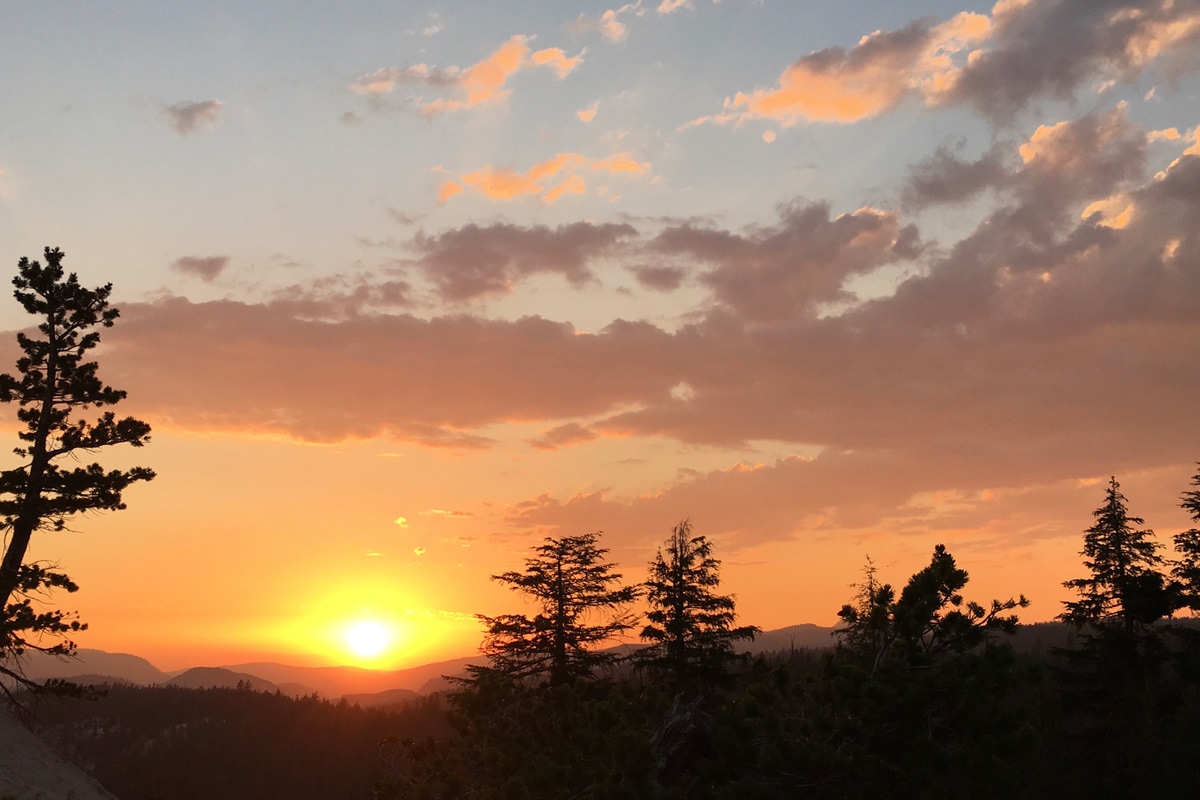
[[344, 620, 391, 659]]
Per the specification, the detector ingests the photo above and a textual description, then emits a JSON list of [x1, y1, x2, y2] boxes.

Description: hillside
[[0, 709, 117, 800]]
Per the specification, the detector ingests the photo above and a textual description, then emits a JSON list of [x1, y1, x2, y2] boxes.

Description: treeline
[[372, 469, 1200, 799], [32, 684, 450, 800]]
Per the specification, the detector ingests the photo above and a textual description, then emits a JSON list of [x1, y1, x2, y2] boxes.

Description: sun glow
[[344, 619, 392, 659]]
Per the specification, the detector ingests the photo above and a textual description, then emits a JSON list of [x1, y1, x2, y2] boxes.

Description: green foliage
[[0, 248, 154, 699], [636, 519, 758, 691], [475, 532, 637, 686]]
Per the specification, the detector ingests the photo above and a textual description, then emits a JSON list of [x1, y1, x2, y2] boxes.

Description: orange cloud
[[577, 101, 599, 123], [690, 13, 989, 127], [1081, 193, 1135, 229], [690, 1, 1200, 128], [568, 4, 640, 42], [592, 153, 650, 176], [544, 175, 587, 204], [437, 180, 463, 204], [350, 35, 584, 117], [598, 8, 630, 41], [1119, 8, 1200, 67], [658, 0, 695, 13], [443, 152, 650, 204], [531, 47, 584, 78]]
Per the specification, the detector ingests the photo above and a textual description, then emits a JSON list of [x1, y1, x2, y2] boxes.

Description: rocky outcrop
[[0, 708, 117, 800]]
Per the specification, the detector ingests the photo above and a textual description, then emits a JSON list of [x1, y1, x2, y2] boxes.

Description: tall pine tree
[[636, 520, 757, 691], [0, 248, 154, 696], [1060, 477, 1172, 634]]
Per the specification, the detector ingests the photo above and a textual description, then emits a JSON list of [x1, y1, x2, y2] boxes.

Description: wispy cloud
[[351, 35, 584, 117], [568, 3, 643, 42], [439, 152, 651, 205]]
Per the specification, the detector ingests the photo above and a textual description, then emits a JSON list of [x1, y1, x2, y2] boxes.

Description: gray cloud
[[653, 201, 922, 321], [411, 221, 637, 301], [163, 99, 223, 136], [945, 0, 1200, 121], [171, 255, 229, 282]]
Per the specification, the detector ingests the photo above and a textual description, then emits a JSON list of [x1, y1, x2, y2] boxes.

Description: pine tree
[[1172, 463, 1200, 612], [635, 519, 758, 690], [0, 248, 154, 695], [836, 545, 1026, 671], [1060, 477, 1172, 634], [475, 532, 637, 686]]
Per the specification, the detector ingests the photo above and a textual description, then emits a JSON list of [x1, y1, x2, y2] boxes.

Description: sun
[[344, 619, 391, 659]]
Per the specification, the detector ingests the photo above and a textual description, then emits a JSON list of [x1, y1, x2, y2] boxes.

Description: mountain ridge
[[15, 622, 1084, 702]]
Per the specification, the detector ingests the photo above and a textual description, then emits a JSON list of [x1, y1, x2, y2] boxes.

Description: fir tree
[[475, 532, 637, 686], [635, 519, 758, 690], [1060, 477, 1172, 634]]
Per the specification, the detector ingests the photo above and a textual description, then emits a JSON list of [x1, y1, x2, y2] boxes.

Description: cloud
[[901, 145, 1009, 209], [420, 509, 476, 518], [689, 1, 1200, 129], [528, 422, 599, 450], [629, 265, 686, 291], [685, 14, 989, 127], [269, 273, 415, 318], [171, 255, 229, 282], [437, 180, 464, 204], [577, 100, 599, 123], [439, 152, 651, 205], [568, 5, 641, 42], [530, 47, 585, 78], [943, 0, 1200, 120], [163, 99, 224, 135], [88, 114, 1200, 525], [349, 64, 463, 95], [351, 35, 584, 117], [410, 221, 637, 301], [100, 300, 680, 445], [591, 153, 650, 176], [652, 201, 921, 320]]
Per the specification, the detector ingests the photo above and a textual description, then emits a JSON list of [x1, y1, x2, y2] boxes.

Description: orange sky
[[4, 0, 1200, 672]]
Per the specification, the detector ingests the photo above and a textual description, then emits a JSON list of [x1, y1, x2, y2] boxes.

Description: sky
[[1, 0, 1199, 672]]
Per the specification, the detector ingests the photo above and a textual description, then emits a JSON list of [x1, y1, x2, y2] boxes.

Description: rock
[[0, 708, 118, 800]]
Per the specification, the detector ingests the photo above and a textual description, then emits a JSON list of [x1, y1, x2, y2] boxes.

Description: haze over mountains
[[18, 625, 848, 701], [17, 623, 1087, 707]]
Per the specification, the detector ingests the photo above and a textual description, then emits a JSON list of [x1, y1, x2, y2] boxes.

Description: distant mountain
[[10, 621, 1096, 704], [17, 648, 169, 685], [167, 667, 279, 693], [340, 687, 420, 708], [742, 623, 838, 653], [220, 655, 484, 698]]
